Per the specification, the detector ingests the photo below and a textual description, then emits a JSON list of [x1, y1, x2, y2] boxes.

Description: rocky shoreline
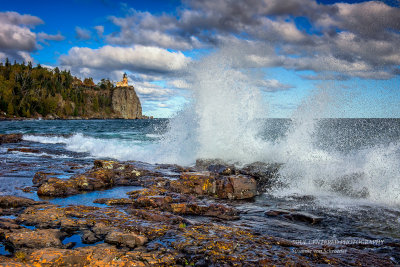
[[0, 116, 154, 121], [0, 134, 398, 266]]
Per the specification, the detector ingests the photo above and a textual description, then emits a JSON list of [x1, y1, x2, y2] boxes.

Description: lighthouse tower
[[116, 73, 129, 87]]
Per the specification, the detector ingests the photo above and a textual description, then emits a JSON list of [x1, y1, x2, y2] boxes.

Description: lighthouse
[[116, 73, 129, 87]]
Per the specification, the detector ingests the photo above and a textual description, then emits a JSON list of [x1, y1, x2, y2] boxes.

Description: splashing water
[[276, 88, 400, 206], [161, 49, 400, 206], [159, 48, 269, 165], [19, 48, 400, 206]]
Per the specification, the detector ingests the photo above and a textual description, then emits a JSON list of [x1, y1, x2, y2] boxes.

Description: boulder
[[171, 172, 257, 200], [81, 230, 100, 244], [239, 162, 281, 191], [3, 229, 65, 250], [32, 172, 56, 187], [105, 231, 147, 248], [36, 160, 163, 197], [0, 218, 22, 230], [0, 196, 46, 209]]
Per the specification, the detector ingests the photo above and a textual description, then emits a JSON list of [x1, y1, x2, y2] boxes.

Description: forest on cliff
[[0, 59, 116, 119]]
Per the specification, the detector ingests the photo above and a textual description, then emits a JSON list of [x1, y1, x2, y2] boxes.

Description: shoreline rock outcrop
[[111, 86, 143, 119], [0, 158, 397, 266]]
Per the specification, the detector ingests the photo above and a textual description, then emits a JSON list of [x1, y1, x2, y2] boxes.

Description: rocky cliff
[[111, 86, 142, 119]]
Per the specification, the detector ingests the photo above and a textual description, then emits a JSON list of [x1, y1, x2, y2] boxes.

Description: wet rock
[[170, 203, 239, 220], [93, 198, 134, 205], [32, 172, 56, 187], [36, 168, 115, 197], [155, 163, 195, 174], [133, 195, 174, 210], [3, 229, 65, 250], [92, 222, 118, 238], [105, 231, 148, 248], [126, 187, 240, 220], [1, 243, 180, 266], [284, 212, 323, 224], [171, 172, 257, 200], [94, 160, 163, 184], [21, 187, 35, 193], [265, 209, 291, 216], [0, 134, 22, 144], [225, 175, 257, 199], [128, 209, 187, 224], [330, 173, 369, 198], [59, 218, 84, 233], [36, 160, 163, 197], [26, 244, 124, 266], [37, 178, 80, 197], [7, 148, 40, 153], [0, 196, 46, 209], [81, 230, 100, 244], [207, 164, 235, 175], [195, 158, 231, 171], [239, 162, 281, 191], [266, 209, 323, 224], [16, 205, 67, 228], [0, 218, 22, 230]]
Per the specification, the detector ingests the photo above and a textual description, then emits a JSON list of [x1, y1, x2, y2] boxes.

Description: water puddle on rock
[[0, 244, 11, 256], [40, 186, 143, 207], [62, 234, 104, 249]]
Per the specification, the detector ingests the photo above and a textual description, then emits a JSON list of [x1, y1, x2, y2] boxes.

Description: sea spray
[[275, 88, 400, 206], [159, 48, 269, 165], [20, 49, 400, 206]]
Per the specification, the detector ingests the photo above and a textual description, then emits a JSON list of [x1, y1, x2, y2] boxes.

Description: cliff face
[[111, 86, 142, 119]]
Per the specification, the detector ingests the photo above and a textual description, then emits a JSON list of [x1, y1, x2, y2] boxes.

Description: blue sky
[[0, 0, 399, 118]]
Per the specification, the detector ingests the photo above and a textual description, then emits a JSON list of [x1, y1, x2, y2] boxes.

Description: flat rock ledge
[[0, 160, 396, 266]]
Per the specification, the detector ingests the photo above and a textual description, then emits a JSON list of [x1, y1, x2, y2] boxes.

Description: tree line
[[0, 59, 115, 118]]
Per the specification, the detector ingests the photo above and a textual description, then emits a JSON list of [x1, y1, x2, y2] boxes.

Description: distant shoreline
[[0, 116, 156, 121]]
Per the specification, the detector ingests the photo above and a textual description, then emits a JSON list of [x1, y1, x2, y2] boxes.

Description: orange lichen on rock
[[170, 172, 257, 200]]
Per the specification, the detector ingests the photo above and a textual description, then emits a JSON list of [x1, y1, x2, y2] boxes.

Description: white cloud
[[101, 0, 400, 80], [60, 45, 190, 74], [168, 79, 191, 89], [75, 26, 91, 40], [259, 79, 294, 92], [157, 103, 169, 108], [0, 11, 43, 27], [0, 11, 64, 62], [0, 23, 37, 51], [37, 32, 65, 44], [94, 25, 104, 38]]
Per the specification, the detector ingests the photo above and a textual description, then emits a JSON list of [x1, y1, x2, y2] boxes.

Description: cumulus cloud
[[0, 11, 64, 62], [0, 11, 43, 27], [59, 45, 190, 74], [107, 10, 197, 50], [317, 1, 400, 40], [101, 0, 400, 80], [0, 12, 41, 54], [0, 23, 37, 52]]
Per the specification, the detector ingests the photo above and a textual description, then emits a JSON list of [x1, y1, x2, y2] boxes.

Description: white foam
[[23, 133, 159, 162], [23, 135, 70, 144]]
